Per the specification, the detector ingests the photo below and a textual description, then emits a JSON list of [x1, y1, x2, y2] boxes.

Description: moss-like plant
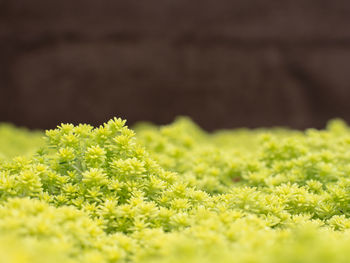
[[2, 117, 350, 262], [0, 123, 44, 159]]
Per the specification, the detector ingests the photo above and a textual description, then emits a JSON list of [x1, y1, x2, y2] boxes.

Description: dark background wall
[[1, 0, 350, 130]]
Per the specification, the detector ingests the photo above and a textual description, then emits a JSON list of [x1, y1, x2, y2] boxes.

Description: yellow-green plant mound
[[1, 117, 350, 262], [0, 123, 44, 159]]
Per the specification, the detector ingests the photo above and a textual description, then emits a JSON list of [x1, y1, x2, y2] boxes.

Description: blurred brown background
[[1, 0, 350, 130]]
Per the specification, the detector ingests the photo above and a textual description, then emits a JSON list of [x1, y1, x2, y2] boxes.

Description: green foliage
[[0, 123, 44, 159], [2, 117, 350, 262]]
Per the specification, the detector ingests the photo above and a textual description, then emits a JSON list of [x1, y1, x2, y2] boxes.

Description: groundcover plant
[[1, 117, 350, 262]]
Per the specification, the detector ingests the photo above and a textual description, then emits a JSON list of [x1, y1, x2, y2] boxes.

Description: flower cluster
[[2, 117, 350, 262]]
